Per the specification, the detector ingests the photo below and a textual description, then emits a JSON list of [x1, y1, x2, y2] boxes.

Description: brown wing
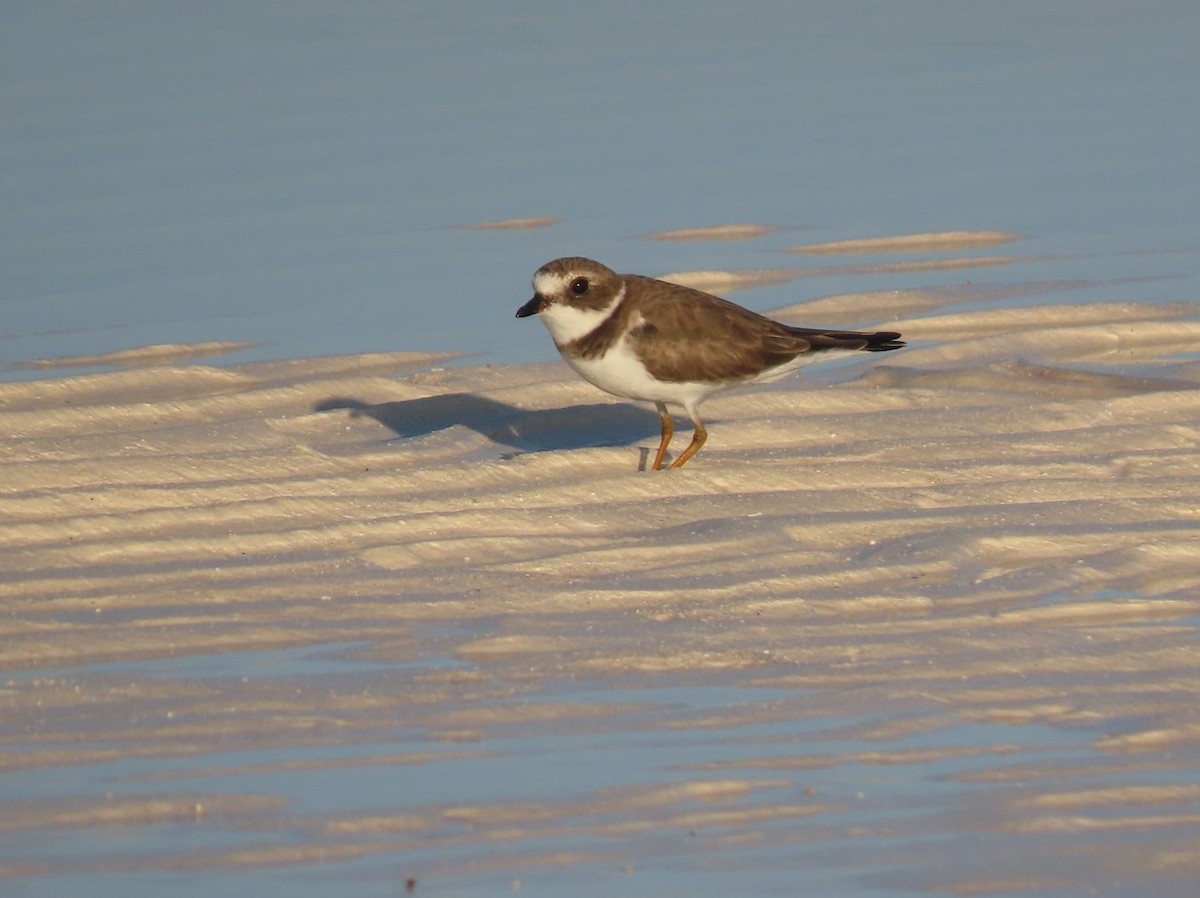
[[626, 275, 904, 382], [626, 276, 813, 382]]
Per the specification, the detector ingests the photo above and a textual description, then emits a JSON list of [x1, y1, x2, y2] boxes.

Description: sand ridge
[[2, 262, 1199, 893], [784, 230, 1022, 254]]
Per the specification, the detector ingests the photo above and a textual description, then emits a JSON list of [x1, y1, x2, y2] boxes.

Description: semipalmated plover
[[516, 256, 904, 469]]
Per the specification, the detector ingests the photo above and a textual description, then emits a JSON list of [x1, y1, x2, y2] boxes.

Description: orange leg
[[668, 420, 707, 469], [651, 402, 674, 470]]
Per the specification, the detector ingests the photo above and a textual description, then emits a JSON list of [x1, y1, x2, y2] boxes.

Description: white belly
[[564, 336, 719, 410], [552, 321, 855, 415]]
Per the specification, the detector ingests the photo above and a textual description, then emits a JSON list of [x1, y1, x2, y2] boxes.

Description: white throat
[[538, 283, 625, 347]]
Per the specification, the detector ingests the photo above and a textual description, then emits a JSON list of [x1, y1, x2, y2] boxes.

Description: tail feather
[[862, 331, 905, 352], [785, 325, 905, 353]]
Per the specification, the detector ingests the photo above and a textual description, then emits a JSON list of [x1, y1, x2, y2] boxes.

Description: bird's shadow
[[313, 393, 662, 457]]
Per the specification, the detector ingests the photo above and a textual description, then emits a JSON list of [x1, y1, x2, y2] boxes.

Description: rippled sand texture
[[3, 263, 1200, 894]]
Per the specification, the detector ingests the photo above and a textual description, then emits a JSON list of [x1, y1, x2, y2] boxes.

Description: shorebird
[[517, 256, 904, 469]]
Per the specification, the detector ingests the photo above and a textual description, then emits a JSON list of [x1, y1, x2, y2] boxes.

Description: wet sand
[[3, 234, 1200, 895]]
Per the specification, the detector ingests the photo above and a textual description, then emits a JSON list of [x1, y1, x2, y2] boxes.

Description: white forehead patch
[[533, 269, 571, 297]]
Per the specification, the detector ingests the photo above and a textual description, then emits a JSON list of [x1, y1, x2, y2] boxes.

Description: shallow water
[[3, 2, 1199, 376], [1, 640, 1123, 898]]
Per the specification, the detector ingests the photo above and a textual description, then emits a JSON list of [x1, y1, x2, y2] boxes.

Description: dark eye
[[570, 277, 589, 295]]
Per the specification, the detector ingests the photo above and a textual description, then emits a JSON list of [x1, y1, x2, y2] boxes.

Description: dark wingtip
[[784, 324, 906, 352], [866, 332, 905, 352]]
